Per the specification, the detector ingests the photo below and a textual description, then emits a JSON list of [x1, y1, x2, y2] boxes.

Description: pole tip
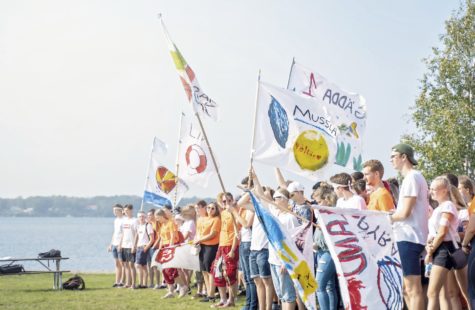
[[157, 13, 162, 19]]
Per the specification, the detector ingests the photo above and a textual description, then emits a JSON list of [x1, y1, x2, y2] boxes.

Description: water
[[0, 217, 115, 272]]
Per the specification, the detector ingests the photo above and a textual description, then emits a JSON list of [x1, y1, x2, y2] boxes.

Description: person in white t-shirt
[[134, 211, 154, 289], [178, 205, 197, 291], [330, 173, 367, 210], [390, 143, 429, 310], [424, 176, 468, 309], [119, 204, 138, 289], [108, 204, 124, 287]]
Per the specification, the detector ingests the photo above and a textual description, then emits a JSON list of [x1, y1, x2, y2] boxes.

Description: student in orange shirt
[[362, 159, 395, 212], [194, 202, 221, 303], [155, 209, 187, 298], [211, 193, 240, 308]]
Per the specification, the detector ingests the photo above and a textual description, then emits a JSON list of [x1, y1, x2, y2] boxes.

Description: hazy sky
[[0, 0, 461, 199]]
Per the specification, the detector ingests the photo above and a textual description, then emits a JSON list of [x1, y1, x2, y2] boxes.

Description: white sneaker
[[162, 292, 175, 299], [178, 286, 188, 298]]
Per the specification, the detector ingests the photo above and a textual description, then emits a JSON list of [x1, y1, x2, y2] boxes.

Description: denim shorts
[[135, 247, 148, 266], [250, 249, 271, 279], [397, 241, 424, 276], [147, 248, 155, 265], [121, 248, 136, 263], [270, 264, 296, 303], [111, 245, 120, 260]]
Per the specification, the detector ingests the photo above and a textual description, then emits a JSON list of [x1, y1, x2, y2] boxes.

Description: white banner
[[288, 62, 367, 171], [177, 113, 217, 188], [253, 81, 337, 180], [153, 243, 200, 271], [316, 207, 403, 310], [143, 137, 188, 207]]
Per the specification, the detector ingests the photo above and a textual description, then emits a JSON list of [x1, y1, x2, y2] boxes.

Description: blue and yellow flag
[[249, 192, 317, 310]]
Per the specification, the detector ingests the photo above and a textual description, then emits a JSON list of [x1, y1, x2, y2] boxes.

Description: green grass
[[0, 273, 245, 310]]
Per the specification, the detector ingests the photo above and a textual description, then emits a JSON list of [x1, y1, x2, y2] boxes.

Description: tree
[[403, 0, 475, 181]]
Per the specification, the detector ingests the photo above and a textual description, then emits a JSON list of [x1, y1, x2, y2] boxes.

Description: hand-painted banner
[[143, 137, 188, 207], [253, 81, 337, 180], [177, 112, 217, 188], [315, 207, 403, 310], [151, 243, 200, 271], [250, 192, 317, 310], [160, 16, 218, 121], [288, 62, 367, 171]]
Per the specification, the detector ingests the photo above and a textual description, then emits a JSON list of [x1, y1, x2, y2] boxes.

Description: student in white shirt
[[330, 173, 367, 210], [134, 211, 154, 289], [119, 204, 138, 289], [108, 204, 124, 287]]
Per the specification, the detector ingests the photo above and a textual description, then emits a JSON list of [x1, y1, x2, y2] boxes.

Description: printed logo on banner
[[155, 166, 177, 194]]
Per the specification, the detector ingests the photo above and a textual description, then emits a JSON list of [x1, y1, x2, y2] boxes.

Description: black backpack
[[63, 275, 85, 290], [38, 249, 61, 258], [0, 263, 25, 274]]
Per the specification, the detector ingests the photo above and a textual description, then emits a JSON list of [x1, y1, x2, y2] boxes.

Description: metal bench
[[0, 257, 69, 290]]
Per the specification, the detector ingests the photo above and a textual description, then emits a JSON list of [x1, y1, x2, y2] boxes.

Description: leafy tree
[[403, 0, 475, 181]]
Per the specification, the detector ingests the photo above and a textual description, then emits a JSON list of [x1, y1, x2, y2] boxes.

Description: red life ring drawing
[[185, 144, 207, 175]]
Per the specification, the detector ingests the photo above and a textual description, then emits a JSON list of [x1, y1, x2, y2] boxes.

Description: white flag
[[177, 113, 217, 187], [253, 81, 338, 180], [159, 16, 218, 121], [288, 62, 367, 171], [316, 207, 403, 310], [143, 137, 188, 207], [153, 243, 200, 271]]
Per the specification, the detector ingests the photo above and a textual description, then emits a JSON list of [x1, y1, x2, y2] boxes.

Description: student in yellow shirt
[[362, 159, 395, 212]]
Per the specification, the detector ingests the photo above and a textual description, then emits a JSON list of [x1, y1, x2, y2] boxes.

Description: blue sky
[[0, 0, 461, 199]]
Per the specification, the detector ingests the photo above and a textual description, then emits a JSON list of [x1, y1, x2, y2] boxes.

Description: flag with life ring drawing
[[177, 112, 217, 188]]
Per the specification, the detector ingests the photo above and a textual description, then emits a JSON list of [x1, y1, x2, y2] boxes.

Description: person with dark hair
[[330, 173, 366, 210], [458, 176, 475, 207], [119, 204, 138, 289], [390, 143, 429, 310], [443, 173, 459, 187], [108, 204, 124, 287], [351, 171, 364, 182], [386, 178, 400, 206], [352, 179, 369, 204]]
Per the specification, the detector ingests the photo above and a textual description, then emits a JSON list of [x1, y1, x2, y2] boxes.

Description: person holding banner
[[155, 209, 187, 298], [312, 184, 338, 310], [390, 143, 429, 310], [194, 202, 221, 303], [424, 176, 465, 310], [268, 188, 299, 310]]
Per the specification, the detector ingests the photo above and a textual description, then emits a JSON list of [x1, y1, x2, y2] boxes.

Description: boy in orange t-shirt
[[363, 159, 395, 212]]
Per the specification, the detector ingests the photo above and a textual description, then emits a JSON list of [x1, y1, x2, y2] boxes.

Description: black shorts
[[433, 241, 456, 270], [199, 244, 219, 272]]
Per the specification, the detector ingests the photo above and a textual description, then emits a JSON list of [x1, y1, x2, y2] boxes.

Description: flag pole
[[173, 112, 185, 208], [286, 57, 295, 90], [249, 70, 261, 177], [140, 141, 154, 211], [194, 112, 226, 193]]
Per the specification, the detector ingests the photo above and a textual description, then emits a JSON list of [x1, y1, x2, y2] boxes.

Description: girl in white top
[[425, 176, 468, 310], [330, 173, 367, 210]]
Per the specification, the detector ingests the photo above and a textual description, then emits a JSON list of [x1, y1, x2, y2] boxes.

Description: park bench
[[0, 257, 69, 290]]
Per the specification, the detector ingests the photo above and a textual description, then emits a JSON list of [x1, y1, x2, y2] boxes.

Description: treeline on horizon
[[0, 195, 207, 217]]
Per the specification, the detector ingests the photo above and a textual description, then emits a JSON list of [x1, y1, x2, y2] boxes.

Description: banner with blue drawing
[[315, 207, 403, 310], [288, 62, 367, 171]]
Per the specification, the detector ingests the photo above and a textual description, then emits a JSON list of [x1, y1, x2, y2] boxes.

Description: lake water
[[0, 217, 115, 272]]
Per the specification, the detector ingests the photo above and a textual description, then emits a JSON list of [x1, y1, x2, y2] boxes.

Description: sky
[[0, 0, 462, 200]]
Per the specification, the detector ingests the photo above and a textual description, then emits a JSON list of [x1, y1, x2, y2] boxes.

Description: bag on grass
[[63, 275, 86, 290], [0, 263, 25, 274], [38, 249, 61, 258]]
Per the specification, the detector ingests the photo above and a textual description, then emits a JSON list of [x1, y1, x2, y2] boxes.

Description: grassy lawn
[[0, 273, 245, 310]]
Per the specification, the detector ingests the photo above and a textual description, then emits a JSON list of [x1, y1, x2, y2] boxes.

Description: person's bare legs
[[404, 275, 424, 310], [262, 277, 275, 310], [440, 270, 462, 310], [254, 277, 266, 310], [455, 266, 471, 310], [114, 258, 122, 284], [427, 265, 449, 310], [129, 261, 136, 288]]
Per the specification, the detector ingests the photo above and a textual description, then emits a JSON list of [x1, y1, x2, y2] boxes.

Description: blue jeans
[[469, 239, 475, 310], [240, 242, 257, 310], [316, 250, 337, 310]]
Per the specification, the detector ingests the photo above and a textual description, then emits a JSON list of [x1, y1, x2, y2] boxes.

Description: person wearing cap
[[362, 159, 395, 212], [330, 173, 366, 210], [390, 143, 429, 310], [287, 181, 313, 225]]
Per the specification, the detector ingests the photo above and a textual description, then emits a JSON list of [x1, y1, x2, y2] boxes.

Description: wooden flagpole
[[194, 112, 226, 193], [173, 112, 185, 208], [249, 70, 262, 177]]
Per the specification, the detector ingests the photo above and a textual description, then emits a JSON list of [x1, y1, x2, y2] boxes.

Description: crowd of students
[[108, 143, 475, 310]]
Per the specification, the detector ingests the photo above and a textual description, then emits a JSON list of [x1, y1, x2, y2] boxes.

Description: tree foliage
[[403, 0, 475, 181]]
